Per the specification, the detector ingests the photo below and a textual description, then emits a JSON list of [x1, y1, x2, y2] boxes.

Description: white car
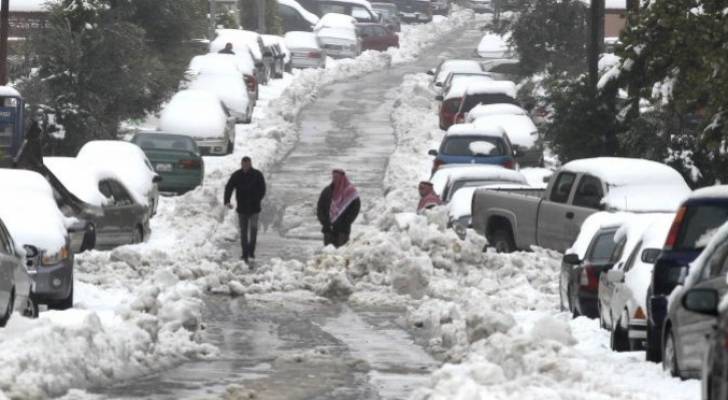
[[430, 164, 528, 203], [469, 105, 541, 166], [285, 31, 326, 69], [314, 13, 361, 59], [77, 140, 160, 215], [186, 73, 252, 124], [188, 52, 258, 102], [430, 59, 484, 88], [159, 89, 237, 156], [210, 29, 270, 83], [0, 216, 36, 324], [476, 32, 512, 59]]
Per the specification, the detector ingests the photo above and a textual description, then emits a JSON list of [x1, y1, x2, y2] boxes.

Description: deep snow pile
[[0, 11, 482, 398]]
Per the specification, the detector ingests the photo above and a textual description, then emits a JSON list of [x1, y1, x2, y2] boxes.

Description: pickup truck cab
[[471, 157, 691, 253]]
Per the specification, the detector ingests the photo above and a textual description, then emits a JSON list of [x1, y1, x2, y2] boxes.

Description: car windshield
[[441, 136, 505, 156], [462, 94, 517, 112], [676, 203, 728, 250], [133, 134, 197, 153]]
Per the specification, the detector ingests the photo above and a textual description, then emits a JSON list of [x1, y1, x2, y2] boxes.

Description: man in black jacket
[[316, 169, 360, 248], [224, 156, 266, 262]]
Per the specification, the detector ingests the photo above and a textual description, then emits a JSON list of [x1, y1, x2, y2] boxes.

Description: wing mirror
[[435, 95, 443, 101], [428, 149, 438, 156], [562, 253, 580, 265], [682, 288, 719, 317], [641, 248, 661, 264], [23, 244, 39, 258], [606, 269, 625, 283], [435, 82, 442, 87]]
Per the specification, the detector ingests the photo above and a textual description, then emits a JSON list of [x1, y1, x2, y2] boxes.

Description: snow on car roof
[[445, 123, 505, 138], [323, 0, 377, 12], [444, 76, 494, 100], [44, 157, 109, 207], [471, 114, 537, 148], [211, 29, 263, 60], [567, 211, 631, 259], [9, 0, 49, 12], [688, 184, 728, 200], [430, 165, 527, 196], [520, 167, 552, 189], [76, 141, 157, 206], [466, 103, 527, 120], [188, 52, 254, 77], [317, 27, 357, 41], [685, 221, 728, 303], [279, 0, 320, 25], [477, 32, 511, 58], [464, 80, 517, 98], [159, 89, 228, 140], [436, 60, 483, 83], [0, 86, 21, 97], [0, 169, 69, 253], [285, 31, 321, 50], [315, 13, 358, 30], [186, 73, 249, 115]]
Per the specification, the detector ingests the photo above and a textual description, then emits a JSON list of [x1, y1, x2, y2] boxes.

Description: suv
[[645, 185, 728, 362]]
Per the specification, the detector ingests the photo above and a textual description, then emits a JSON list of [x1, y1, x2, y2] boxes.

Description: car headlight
[[42, 246, 69, 266]]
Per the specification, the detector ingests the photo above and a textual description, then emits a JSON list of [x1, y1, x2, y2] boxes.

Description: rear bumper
[[290, 57, 325, 69], [629, 319, 648, 339], [400, 12, 432, 22], [158, 172, 203, 193], [195, 138, 228, 155]]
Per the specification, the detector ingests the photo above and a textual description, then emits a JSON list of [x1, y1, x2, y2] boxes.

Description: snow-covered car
[[279, 0, 320, 32], [392, 0, 432, 22], [475, 32, 511, 59], [438, 71, 493, 94], [428, 124, 518, 174], [304, 0, 380, 22], [285, 31, 326, 69], [159, 89, 237, 156], [0, 169, 74, 310], [77, 140, 160, 217], [371, 2, 401, 31], [600, 213, 674, 352], [437, 75, 494, 130], [428, 59, 484, 88], [262, 34, 292, 76], [452, 80, 519, 124], [210, 29, 270, 84], [480, 58, 522, 81], [45, 157, 154, 249], [130, 133, 204, 195], [314, 13, 361, 59], [357, 22, 399, 51], [430, 164, 528, 203], [0, 216, 37, 324], [470, 108, 541, 167], [186, 73, 253, 124], [463, 0, 492, 13], [188, 52, 259, 103]]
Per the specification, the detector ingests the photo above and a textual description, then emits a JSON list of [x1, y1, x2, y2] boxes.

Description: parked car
[[387, 0, 431, 22], [430, 164, 527, 203], [285, 31, 327, 69], [0, 169, 74, 310], [481, 58, 522, 81], [0, 216, 37, 324], [646, 185, 728, 362], [279, 0, 320, 32], [697, 288, 728, 399], [262, 35, 292, 76], [299, 0, 381, 22], [476, 32, 511, 59], [77, 140, 160, 217], [186, 73, 253, 124], [438, 71, 493, 94], [188, 52, 259, 103], [468, 106, 541, 167], [371, 2, 401, 31], [210, 29, 270, 84], [600, 213, 673, 352], [436, 75, 493, 130], [431, 0, 449, 15], [44, 157, 153, 249], [462, 0, 492, 13], [452, 80, 518, 124], [470, 157, 691, 253], [315, 13, 361, 58], [428, 124, 518, 174], [357, 22, 399, 51], [662, 220, 728, 379], [429, 59, 484, 88], [130, 133, 204, 195], [159, 89, 237, 156], [562, 214, 626, 319]]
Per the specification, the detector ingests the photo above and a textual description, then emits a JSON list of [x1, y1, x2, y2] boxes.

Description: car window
[[441, 136, 505, 157], [587, 230, 617, 263], [442, 98, 460, 113], [623, 241, 642, 272], [133, 134, 196, 152], [488, 63, 520, 74], [549, 172, 576, 203], [572, 175, 603, 209], [109, 181, 134, 206], [461, 93, 517, 112], [0, 220, 13, 255], [676, 203, 728, 250], [705, 242, 728, 279], [320, 3, 348, 14], [352, 6, 375, 21], [609, 236, 626, 264], [374, 26, 387, 36], [99, 180, 114, 201]]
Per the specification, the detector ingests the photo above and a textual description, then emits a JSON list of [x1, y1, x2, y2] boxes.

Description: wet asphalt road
[[89, 19, 488, 400]]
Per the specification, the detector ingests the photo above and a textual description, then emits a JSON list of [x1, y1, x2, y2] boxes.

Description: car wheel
[[0, 289, 14, 327], [21, 294, 38, 318], [49, 286, 73, 311], [610, 316, 629, 352], [490, 228, 515, 253], [663, 328, 680, 377]]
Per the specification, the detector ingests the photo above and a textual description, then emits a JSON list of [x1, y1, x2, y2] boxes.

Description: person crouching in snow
[[417, 181, 442, 213], [317, 169, 360, 247]]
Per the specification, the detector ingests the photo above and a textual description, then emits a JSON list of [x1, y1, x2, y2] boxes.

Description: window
[[705, 242, 728, 279], [373, 26, 388, 36], [99, 180, 113, 200], [461, 93, 517, 112], [675, 203, 728, 250], [587, 231, 617, 263], [573, 175, 603, 209], [623, 241, 642, 272], [0, 221, 12, 255], [441, 136, 505, 157], [609, 236, 626, 264], [319, 3, 348, 14], [549, 172, 576, 203], [352, 6, 374, 21], [109, 181, 133, 206]]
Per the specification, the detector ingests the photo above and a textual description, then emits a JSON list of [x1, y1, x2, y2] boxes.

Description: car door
[[610, 240, 642, 327], [0, 221, 15, 308], [108, 180, 138, 244], [678, 242, 728, 371], [565, 175, 604, 249], [95, 180, 121, 248], [601, 235, 626, 327], [536, 171, 578, 251]]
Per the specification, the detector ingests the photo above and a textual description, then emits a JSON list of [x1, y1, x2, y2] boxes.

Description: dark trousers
[[238, 213, 259, 259], [323, 231, 350, 248]]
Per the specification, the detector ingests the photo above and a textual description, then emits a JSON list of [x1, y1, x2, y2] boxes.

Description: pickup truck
[[470, 157, 692, 253]]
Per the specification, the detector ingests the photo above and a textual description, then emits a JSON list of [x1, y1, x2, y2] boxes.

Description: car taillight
[[307, 51, 322, 58], [244, 75, 257, 92], [579, 265, 599, 292], [432, 159, 445, 173], [178, 159, 201, 169], [634, 307, 646, 320], [502, 159, 515, 169], [664, 206, 687, 250]]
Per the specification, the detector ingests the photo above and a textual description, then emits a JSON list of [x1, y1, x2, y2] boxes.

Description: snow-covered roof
[[159, 90, 228, 140], [567, 211, 631, 259], [315, 13, 357, 30], [464, 80, 517, 98], [436, 60, 483, 83], [477, 32, 511, 58], [688, 185, 728, 200], [0, 169, 69, 253], [10, 0, 51, 12], [520, 167, 552, 189], [316, 27, 357, 41], [444, 76, 494, 100], [284, 31, 321, 50], [212, 29, 263, 60], [445, 123, 505, 138], [685, 221, 728, 291], [0, 86, 21, 97], [186, 74, 249, 116], [471, 114, 537, 148], [466, 103, 526, 121], [188, 52, 254, 77], [76, 141, 157, 206], [279, 0, 320, 25], [430, 165, 527, 196], [44, 157, 109, 207], [325, 0, 376, 12], [606, 0, 626, 10]]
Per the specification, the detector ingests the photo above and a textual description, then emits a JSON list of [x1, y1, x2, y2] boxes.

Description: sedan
[[131, 132, 204, 195], [357, 23, 399, 51], [285, 31, 326, 69], [0, 216, 37, 324]]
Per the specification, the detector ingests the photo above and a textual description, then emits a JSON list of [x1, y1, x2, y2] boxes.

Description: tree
[[239, 0, 282, 34]]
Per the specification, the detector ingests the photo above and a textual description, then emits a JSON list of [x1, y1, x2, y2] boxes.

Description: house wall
[[605, 11, 627, 38]]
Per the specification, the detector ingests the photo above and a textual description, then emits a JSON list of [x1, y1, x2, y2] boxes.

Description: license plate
[[155, 163, 172, 172]]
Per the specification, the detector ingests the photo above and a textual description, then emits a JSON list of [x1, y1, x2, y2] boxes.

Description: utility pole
[[256, 0, 266, 33], [0, 0, 9, 85], [588, 0, 605, 91], [209, 0, 217, 40]]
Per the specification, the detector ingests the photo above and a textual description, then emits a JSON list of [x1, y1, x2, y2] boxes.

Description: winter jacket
[[224, 168, 266, 214], [317, 184, 360, 234]]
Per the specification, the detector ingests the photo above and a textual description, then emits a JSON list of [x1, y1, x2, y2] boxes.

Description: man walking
[[224, 156, 266, 262], [317, 169, 360, 248]]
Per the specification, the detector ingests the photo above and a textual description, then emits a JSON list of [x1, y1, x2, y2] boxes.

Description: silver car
[[0, 217, 37, 325], [285, 31, 327, 69]]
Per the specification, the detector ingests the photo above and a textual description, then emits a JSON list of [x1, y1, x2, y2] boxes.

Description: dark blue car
[[645, 186, 728, 362], [428, 124, 518, 175]]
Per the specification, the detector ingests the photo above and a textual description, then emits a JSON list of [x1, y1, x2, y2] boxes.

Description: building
[[604, 0, 627, 38]]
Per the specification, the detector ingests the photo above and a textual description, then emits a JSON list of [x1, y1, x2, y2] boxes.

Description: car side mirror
[[435, 95, 443, 101], [513, 147, 524, 158], [563, 253, 580, 265], [682, 288, 719, 317], [606, 269, 625, 283], [153, 175, 163, 183], [23, 244, 39, 258], [428, 149, 438, 156], [641, 248, 661, 264]]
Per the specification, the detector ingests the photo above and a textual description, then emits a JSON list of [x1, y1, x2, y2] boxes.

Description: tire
[[663, 328, 680, 377], [21, 294, 38, 318], [610, 316, 630, 352], [0, 289, 14, 327], [490, 227, 515, 253], [645, 323, 662, 362]]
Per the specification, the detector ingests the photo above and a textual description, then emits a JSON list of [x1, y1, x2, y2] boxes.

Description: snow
[[430, 165, 527, 196], [9, 0, 50, 12], [279, 0, 320, 25], [188, 52, 254, 78], [0, 86, 21, 97], [76, 141, 157, 207], [186, 74, 249, 118], [520, 167, 552, 189], [435, 60, 483, 84], [468, 141, 496, 155], [443, 75, 495, 100], [159, 89, 228, 140], [567, 211, 631, 259], [44, 157, 109, 207], [606, 0, 626, 9], [476, 32, 511, 58], [465, 103, 527, 121], [446, 123, 505, 138], [211, 29, 264, 61], [464, 80, 517, 98], [316, 26, 358, 42], [689, 184, 728, 200], [472, 113, 538, 148], [0, 169, 69, 254], [314, 13, 358, 31], [284, 31, 321, 50]]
